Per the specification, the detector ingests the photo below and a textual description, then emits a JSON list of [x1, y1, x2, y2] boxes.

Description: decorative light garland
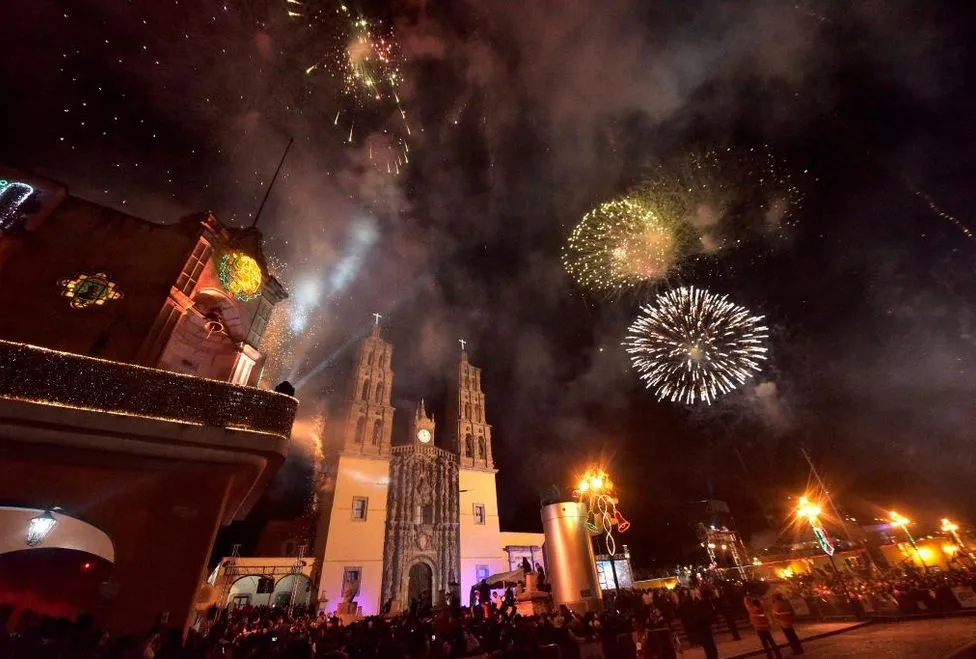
[[0, 339, 297, 439], [573, 468, 631, 556], [0, 179, 36, 231], [217, 252, 263, 302]]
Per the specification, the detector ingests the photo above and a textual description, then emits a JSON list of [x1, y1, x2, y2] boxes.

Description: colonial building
[[0, 164, 286, 385], [0, 165, 297, 634], [308, 322, 543, 615]]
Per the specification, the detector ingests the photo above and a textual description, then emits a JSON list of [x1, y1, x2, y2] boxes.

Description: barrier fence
[[789, 584, 976, 619]]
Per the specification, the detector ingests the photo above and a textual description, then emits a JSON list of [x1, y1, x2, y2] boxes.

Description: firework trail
[[624, 286, 769, 405], [902, 175, 975, 243]]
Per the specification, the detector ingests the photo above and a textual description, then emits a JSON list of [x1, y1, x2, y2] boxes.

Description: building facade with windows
[[0, 166, 297, 634], [309, 323, 543, 615], [0, 164, 286, 385]]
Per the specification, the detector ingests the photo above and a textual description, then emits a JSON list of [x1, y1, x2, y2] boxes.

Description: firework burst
[[634, 147, 805, 256], [289, 0, 411, 174], [562, 198, 690, 294], [624, 286, 769, 405]]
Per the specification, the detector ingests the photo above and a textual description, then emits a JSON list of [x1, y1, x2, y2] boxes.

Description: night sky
[[4, 0, 976, 568]]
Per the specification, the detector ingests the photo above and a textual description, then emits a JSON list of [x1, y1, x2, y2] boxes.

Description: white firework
[[624, 286, 769, 405]]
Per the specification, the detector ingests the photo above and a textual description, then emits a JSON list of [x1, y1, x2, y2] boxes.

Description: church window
[[417, 504, 433, 525], [371, 419, 382, 445], [361, 379, 370, 401], [473, 504, 486, 525], [463, 403, 470, 419], [463, 374, 469, 389], [355, 416, 366, 443], [474, 404, 481, 423], [478, 437, 486, 458], [367, 349, 374, 365], [374, 381, 384, 402], [352, 496, 368, 520], [464, 434, 473, 457]]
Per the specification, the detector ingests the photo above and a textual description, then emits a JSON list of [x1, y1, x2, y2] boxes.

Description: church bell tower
[[342, 319, 395, 455], [453, 345, 493, 469], [452, 341, 504, 606]]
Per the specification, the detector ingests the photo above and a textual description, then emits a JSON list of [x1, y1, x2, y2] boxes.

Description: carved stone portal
[[381, 446, 460, 609]]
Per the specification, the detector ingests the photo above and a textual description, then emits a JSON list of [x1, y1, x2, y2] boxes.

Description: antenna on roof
[[249, 136, 294, 229]]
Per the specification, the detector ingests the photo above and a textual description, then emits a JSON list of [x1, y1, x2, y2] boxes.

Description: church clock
[[417, 428, 432, 444]]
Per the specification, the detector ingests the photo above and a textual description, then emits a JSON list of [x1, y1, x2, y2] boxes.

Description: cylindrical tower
[[541, 500, 602, 613]]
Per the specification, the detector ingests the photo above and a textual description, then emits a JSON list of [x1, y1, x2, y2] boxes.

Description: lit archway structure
[[0, 506, 114, 560], [0, 506, 115, 622]]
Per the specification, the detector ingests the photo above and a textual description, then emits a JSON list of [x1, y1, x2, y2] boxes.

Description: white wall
[[458, 469, 506, 605], [318, 454, 389, 615]]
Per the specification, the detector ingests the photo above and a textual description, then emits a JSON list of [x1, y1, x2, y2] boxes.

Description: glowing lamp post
[[941, 518, 968, 556], [796, 496, 835, 557], [890, 511, 927, 572], [26, 510, 58, 547], [797, 495, 862, 618], [574, 467, 630, 592]]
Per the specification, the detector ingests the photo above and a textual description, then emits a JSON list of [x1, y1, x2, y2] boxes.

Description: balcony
[[0, 339, 297, 440]]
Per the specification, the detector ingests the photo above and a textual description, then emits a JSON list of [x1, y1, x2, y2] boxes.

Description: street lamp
[[941, 518, 973, 565], [796, 495, 862, 619], [795, 496, 835, 557], [941, 518, 966, 549], [890, 511, 927, 572], [574, 467, 627, 593]]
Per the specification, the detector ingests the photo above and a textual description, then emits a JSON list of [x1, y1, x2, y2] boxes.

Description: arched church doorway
[[407, 562, 432, 610]]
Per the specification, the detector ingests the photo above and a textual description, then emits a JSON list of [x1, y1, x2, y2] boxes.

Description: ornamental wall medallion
[[58, 272, 124, 309]]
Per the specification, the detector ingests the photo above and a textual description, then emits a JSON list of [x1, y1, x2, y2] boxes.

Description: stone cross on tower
[[372, 312, 382, 326], [458, 338, 466, 352]]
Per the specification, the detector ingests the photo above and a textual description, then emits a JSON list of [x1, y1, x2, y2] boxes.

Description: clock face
[[417, 428, 432, 444]]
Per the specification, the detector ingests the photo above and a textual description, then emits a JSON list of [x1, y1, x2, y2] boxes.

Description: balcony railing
[[0, 339, 297, 440]]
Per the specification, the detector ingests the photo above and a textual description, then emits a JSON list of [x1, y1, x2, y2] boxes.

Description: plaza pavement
[[683, 617, 976, 659]]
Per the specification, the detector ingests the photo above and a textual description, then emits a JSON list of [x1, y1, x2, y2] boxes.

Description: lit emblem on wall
[[0, 179, 36, 232], [217, 252, 262, 302], [58, 272, 124, 309]]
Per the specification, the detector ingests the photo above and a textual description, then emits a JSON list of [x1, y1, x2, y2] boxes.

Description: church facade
[[313, 323, 543, 615]]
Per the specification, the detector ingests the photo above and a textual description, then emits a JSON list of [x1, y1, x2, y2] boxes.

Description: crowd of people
[[1, 600, 651, 659], [4, 564, 976, 658], [781, 562, 976, 616]]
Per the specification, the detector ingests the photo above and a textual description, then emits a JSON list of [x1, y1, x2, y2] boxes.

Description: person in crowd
[[771, 593, 803, 655], [744, 594, 783, 659]]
